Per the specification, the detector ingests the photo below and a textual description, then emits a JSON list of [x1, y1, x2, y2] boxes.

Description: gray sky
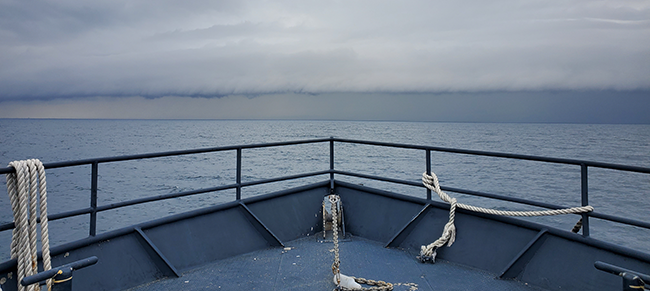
[[1, 0, 649, 122]]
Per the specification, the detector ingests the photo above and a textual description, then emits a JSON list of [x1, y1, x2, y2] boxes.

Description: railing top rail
[[333, 138, 650, 174], [0, 138, 331, 174], [2, 137, 649, 175]]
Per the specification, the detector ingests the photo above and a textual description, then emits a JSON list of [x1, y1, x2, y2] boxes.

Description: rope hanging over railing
[[6, 159, 52, 291], [419, 172, 594, 262]]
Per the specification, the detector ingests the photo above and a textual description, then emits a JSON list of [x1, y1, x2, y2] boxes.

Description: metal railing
[[2, 137, 650, 240]]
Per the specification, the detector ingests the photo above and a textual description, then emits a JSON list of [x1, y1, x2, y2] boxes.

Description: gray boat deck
[[129, 235, 542, 291]]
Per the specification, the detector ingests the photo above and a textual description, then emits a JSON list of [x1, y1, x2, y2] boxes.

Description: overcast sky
[[1, 0, 649, 122]]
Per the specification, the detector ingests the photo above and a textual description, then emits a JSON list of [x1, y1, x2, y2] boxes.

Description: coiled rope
[[6, 159, 52, 291], [420, 172, 594, 262]]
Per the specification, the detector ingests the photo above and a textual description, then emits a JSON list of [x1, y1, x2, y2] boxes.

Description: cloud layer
[[1, 0, 649, 100], [2, 92, 648, 124]]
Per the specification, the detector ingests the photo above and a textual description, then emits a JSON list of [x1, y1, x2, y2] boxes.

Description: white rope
[[329, 195, 393, 291], [330, 195, 341, 287], [420, 172, 594, 261], [6, 159, 52, 291]]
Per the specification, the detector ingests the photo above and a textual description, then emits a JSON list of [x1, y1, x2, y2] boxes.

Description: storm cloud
[[1, 0, 649, 100]]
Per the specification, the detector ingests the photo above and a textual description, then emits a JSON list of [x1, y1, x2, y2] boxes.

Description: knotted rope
[[329, 195, 393, 291], [419, 172, 594, 262], [6, 159, 52, 291]]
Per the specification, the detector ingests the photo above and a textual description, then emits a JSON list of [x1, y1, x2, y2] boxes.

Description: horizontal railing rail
[[332, 170, 650, 231], [334, 169, 582, 212], [332, 138, 650, 237], [0, 138, 331, 236], [1, 137, 649, 245], [333, 138, 650, 173], [0, 138, 332, 175]]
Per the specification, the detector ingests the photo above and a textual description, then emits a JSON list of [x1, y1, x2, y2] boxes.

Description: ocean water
[[0, 119, 649, 261]]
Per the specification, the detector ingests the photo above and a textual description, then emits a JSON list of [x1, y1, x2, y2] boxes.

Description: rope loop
[[6, 159, 52, 291], [420, 172, 594, 262]]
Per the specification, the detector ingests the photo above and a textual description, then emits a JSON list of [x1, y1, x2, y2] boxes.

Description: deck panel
[[337, 186, 426, 244], [128, 236, 542, 291], [141, 206, 270, 272], [245, 186, 327, 242]]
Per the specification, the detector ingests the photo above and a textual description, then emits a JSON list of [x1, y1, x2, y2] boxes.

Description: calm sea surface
[[0, 119, 649, 261]]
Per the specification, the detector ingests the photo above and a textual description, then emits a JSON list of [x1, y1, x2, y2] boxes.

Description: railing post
[[90, 162, 98, 237], [426, 150, 431, 200], [581, 163, 590, 237], [236, 148, 242, 200], [330, 137, 335, 193]]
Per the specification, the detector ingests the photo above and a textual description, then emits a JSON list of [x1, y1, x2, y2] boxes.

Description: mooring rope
[[329, 195, 393, 291], [331, 195, 340, 285], [6, 159, 52, 291], [419, 172, 594, 262]]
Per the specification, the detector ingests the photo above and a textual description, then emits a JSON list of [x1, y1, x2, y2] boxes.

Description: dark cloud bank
[[0, 0, 648, 123]]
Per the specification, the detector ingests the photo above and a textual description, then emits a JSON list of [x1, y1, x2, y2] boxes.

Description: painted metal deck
[[128, 235, 541, 291]]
